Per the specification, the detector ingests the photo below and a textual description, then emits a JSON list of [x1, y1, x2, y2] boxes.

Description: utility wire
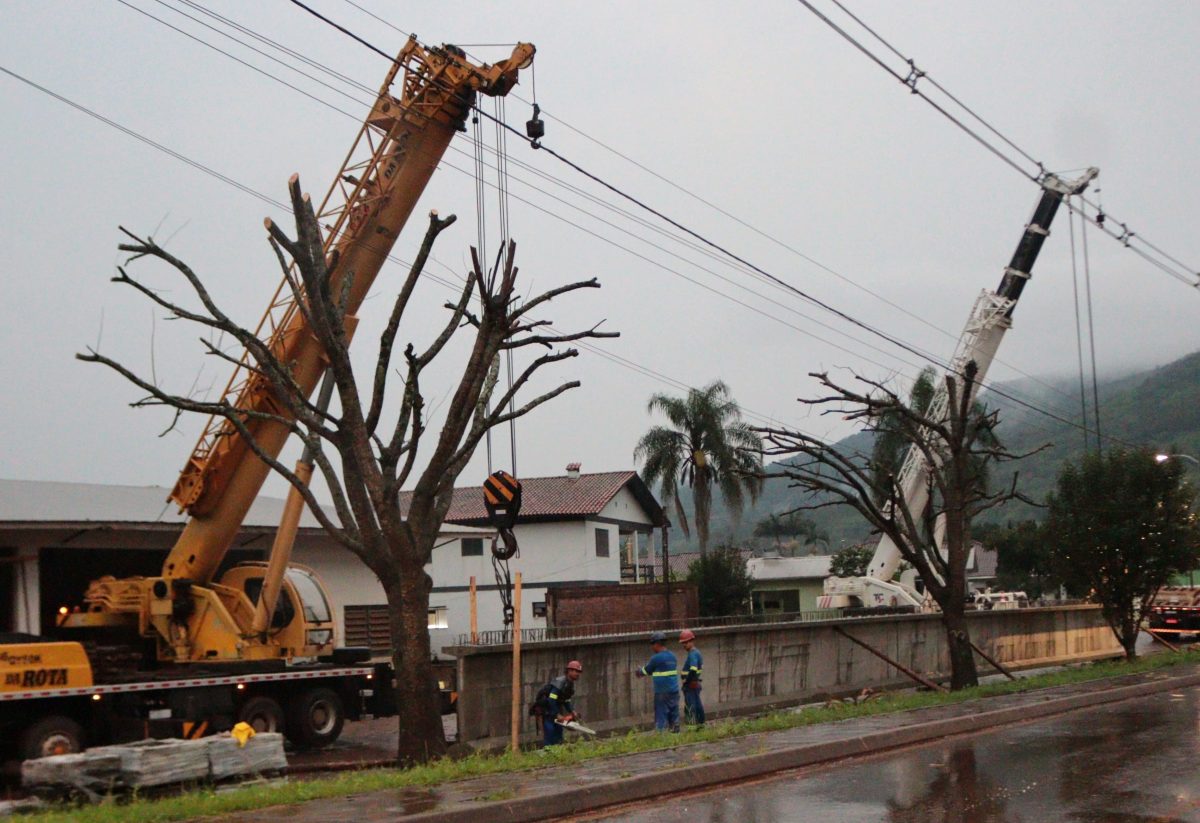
[[146, 0, 943, 380], [796, 0, 1200, 290], [278, 1, 1139, 448], [823, 0, 1045, 172], [156, 0, 1101, 421], [41, 2, 1124, 448], [1066, 206, 1091, 454], [335, 0, 969, 348], [5, 61, 1131, 468]]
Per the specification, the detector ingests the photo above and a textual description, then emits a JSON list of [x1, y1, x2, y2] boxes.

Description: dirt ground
[[286, 713, 458, 771]]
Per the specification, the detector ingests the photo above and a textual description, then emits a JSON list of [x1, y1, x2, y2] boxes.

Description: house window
[[532, 601, 547, 618], [461, 538, 484, 557], [594, 528, 610, 557], [752, 589, 800, 614], [428, 606, 448, 629]]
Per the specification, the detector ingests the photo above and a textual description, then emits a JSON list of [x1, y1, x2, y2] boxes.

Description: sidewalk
[[228, 662, 1200, 823]]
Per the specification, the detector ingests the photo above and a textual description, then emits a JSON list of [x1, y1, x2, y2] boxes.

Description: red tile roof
[[401, 471, 664, 526]]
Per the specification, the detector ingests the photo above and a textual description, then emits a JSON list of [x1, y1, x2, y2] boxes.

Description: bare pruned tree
[[755, 362, 1040, 690], [78, 176, 616, 763]]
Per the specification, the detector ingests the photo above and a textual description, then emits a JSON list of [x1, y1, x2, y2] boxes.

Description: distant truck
[[1147, 587, 1200, 636], [970, 589, 1029, 611]]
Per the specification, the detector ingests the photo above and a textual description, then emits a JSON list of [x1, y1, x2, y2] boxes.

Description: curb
[[405, 669, 1200, 822]]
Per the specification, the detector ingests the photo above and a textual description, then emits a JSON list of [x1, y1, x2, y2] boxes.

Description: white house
[[1, 470, 664, 660], [0, 478, 490, 647], [747, 554, 833, 613], [401, 465, 666, 658]]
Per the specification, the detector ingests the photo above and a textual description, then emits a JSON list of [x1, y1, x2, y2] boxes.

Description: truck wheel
[[21, 716, 85, 760], [238, 696, 285, 734], [285, 687, 344, 749]]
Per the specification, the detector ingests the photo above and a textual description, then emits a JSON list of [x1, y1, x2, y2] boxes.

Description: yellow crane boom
[[62, 38, 534, 665]]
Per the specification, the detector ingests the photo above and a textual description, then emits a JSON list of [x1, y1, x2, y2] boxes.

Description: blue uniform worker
[[636, 631, 680, 731], [539, 660, 583, 747], [680, 629, 705, 726]]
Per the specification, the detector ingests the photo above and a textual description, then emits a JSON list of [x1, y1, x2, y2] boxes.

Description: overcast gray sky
[[4, 1, 1199, 503]]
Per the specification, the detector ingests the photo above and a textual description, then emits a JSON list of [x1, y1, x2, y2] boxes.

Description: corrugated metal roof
[[747, 555, 833, 581], [403, 471, 663, 524], [0, 478, 491, 537], [0, 478, 305, 527]]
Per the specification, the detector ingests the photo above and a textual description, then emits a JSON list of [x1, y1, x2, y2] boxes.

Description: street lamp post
[[1156, 453, 1200, 466]]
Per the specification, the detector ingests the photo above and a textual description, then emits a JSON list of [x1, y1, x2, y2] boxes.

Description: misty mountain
[[668, 350, 1200, 553]]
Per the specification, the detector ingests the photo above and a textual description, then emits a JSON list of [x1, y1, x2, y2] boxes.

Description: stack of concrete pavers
[[207, 733, 288, 781], [22, 733, 286, 794]]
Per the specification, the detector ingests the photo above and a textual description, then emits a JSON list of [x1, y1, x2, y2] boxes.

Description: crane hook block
[[483, 470, 522, 530], [526, 103, 545, 141]]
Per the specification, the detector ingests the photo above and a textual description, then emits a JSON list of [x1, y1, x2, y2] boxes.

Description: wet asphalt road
[[589, 685, 1200, 822]]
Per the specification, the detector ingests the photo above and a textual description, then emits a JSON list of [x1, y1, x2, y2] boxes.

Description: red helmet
[[679, 629, 696, 643], [566, 660, 583, 672]]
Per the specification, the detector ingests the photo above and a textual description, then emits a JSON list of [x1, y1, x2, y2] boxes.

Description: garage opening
[[40, 546, 264, 634]]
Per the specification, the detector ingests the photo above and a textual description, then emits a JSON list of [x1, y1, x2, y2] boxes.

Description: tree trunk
[[1119, 615, 1139, 660], [694, 472, 712, 556], [941, 605, 979, 690], [385, 569, 447, 765]]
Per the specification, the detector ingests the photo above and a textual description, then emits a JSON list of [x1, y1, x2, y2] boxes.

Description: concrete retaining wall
[[447, 605, 1121, 745]]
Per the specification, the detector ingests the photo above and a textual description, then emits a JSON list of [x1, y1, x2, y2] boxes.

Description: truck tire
[[21, 715, 85, 760], [238, 696, 285, 734], [285, 687, 344, 749]]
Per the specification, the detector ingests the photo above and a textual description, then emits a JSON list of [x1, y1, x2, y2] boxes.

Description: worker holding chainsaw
[[532, 660, 583, 747]]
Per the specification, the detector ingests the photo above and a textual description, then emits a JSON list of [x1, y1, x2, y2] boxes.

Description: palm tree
[[870, 367, 938, 504], [871, 365, 998, 516], [634, 380, 762, 555]]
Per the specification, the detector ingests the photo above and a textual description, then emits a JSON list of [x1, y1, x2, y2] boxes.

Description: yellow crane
[[55, 38, 534, 666]]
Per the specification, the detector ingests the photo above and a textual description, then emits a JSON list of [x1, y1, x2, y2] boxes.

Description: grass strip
[[20, 648, 1200, 823]]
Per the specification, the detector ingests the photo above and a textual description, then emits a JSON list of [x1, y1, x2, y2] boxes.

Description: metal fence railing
[[453, 598, 1096, 647], [456, 608, 847, 647]]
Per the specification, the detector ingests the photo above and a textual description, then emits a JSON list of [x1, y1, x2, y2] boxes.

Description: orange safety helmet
[[679, 629, 696, 643], [566, 660, 583, 672]]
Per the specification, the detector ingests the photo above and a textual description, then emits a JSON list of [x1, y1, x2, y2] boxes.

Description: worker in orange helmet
[[679, 629, 705, 726], [532, 660, 583, 747]]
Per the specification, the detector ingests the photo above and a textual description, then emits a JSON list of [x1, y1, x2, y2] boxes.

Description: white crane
[[819, 168, 1098, 611]]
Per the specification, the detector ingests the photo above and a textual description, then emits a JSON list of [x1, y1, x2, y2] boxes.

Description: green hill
[[670, 350, 1200, 553]]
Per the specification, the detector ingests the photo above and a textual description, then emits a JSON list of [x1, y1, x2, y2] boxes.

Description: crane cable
[[248, 0, 1118, 443], [494, 95, 519, 479], [1080, 205, 1104, 452], [473, 95, 523, 626], [1067, 201, 1091, 454], [470, 104, 497, 476]]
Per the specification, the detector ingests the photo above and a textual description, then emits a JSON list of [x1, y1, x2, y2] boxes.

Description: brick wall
[[546, 583, 698, 630]]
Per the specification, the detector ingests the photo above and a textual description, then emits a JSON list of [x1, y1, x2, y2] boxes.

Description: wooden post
[[1147, 628, 1182, 653], [662, 525, 672, 623], [969, 640, 1017, 680], [833, 626, 948, 693], [510, 572, 523, 752], [469, 576, 478, 644]]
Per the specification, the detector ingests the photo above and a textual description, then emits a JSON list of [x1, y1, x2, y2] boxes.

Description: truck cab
[[217, 562, 337, 655]]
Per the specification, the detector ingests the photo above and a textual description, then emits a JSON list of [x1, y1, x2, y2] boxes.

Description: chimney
[[565, 462, 581, 479]]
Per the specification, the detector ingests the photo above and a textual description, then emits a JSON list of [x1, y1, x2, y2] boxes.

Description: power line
[[272, 2, 1137, 448], [795, 0, 1200, 291], [133, 0, 943, 380], [20, 4, 1120, 449], [149, 0, 1101, 422], [3, 62, 1130, 463]]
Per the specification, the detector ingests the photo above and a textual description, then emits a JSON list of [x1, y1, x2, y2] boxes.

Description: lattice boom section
[[169, 39, 533, 514]]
